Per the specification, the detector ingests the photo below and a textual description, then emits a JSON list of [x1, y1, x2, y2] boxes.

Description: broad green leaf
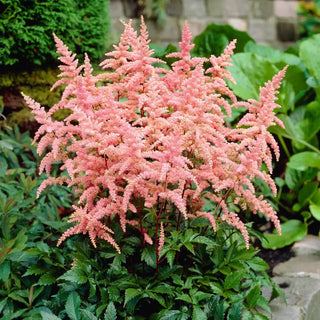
[[297, 101, 320, 141], [244, 41, 301, 66], [227, 53, 279, 100], [193, 24, 254, 57], [104, 302, 116, 320], [300, 34, 320, 81], [298, 181, 319, 206], [65, 292, 81, 320], [285, 167, 318, 191], [262, 219, 308, 249], [287, 152, 320, 171], [224, 270, 245, 290], [310, 204, 320, 221]]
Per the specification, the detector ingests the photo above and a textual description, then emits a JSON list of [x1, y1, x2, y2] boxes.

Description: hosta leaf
[[227, 53, 279, 100], [261, 219, 307, 250], [65, 292, 81, 320], [104, 302, 116, 320], [287, 152, 320, 171], [310, 204, 320, 221]]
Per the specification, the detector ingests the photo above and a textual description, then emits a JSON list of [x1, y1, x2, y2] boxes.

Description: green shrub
[[0, 0, 111, 71]]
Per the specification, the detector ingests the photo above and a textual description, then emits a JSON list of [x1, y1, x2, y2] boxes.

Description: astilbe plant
[[24, 19, 285, 259]]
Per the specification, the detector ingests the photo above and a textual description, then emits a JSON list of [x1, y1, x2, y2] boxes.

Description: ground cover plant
[[2, 19, 289, 319]]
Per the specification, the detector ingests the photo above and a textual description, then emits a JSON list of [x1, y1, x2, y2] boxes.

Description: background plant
[[0, 0, 111, 71]]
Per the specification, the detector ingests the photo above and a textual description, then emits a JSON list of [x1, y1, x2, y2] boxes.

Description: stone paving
[[267, 235, 320, 320]]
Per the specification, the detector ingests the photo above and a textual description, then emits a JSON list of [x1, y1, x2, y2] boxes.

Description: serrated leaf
[[159, 310, 182, 320], [0, 261, 10, 281], [176, 293, 193, 304], [141, 246, 156, 268], [124, 288, 142, 306], [227, 302, 242, 320], [224, 270, 245, 290], [65, 292, 81, 320], [38, 273, 56, 286], [81, 309, 98, 320], [40, 311, 62, 320], [256, 295, 271, 315], [246, 285, 260, 309], [166, 250, 176, 268], [193, 306, 207, 320], [23, 264, 47, 277], [192, 236, 217, 247], [58, 267, 87, 284], [104, 302, 116, 320], [148, 292, 167, 308]]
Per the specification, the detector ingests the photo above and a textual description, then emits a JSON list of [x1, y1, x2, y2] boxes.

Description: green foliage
[[0, 0, 111, 71], [297, 0, 320, 38], [0, 127, 282, 318], [192, 24, 254, 58]]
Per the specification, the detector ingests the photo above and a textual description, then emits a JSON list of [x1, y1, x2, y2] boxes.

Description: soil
[[257, 245, 295, 276]]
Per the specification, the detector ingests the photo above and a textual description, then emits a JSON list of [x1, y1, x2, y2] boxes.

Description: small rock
[[292, 235, 320, 257]]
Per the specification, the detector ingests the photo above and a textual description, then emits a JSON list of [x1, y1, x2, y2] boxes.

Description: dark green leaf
[[65, 292, 81, 320], [224, 270, 245, 290], [58, 267, 87, 284], [124, 288, 142, 306], [246, 285, 260, 309], [142, 246, 156, 268], [104, 302, 116, 320], [0, 261, 10, 281]]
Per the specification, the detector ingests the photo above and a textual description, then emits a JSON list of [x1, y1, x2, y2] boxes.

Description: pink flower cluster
[[24, 19, 285, 252]]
